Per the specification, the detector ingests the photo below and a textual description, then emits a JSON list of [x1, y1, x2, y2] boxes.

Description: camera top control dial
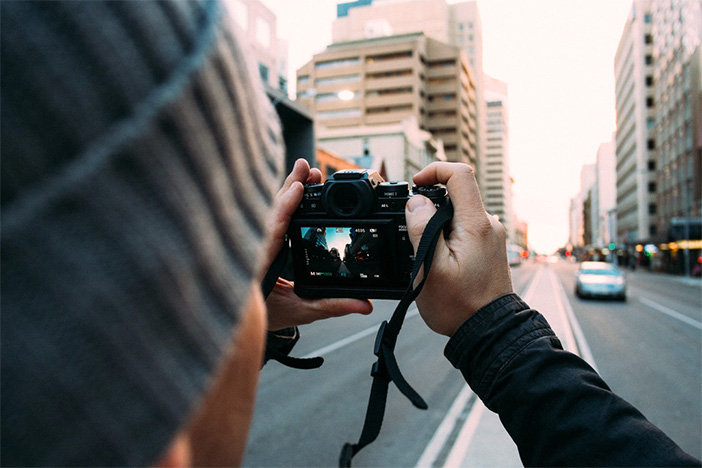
[[412, 185, 448, 208], [378, 181, 410, 198]]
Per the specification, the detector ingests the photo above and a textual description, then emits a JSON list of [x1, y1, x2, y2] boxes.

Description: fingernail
[[407, 195, 431, 213]]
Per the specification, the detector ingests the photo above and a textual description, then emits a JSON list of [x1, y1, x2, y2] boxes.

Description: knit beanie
[[1, 1, 283, 466]]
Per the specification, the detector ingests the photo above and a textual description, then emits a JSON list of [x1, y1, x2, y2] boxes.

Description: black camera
[[288, 169, 449, 299]]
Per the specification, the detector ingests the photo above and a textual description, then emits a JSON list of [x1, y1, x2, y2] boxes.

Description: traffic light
[[608, 242, 616, 250]]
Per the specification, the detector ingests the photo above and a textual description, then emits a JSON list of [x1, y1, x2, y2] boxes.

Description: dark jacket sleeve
[[444, 293, 700, 467]]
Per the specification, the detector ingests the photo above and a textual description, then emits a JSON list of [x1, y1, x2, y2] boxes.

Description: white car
[[575, 261, 626, 301]]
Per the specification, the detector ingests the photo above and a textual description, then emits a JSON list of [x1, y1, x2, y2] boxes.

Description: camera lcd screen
[[298, 226, 385, 280]]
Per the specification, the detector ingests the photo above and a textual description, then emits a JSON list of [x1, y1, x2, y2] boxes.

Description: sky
[[259, 0, 634, 253]]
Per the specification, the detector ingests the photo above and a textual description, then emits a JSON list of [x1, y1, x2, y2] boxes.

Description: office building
[[331, 0, 486, 183], [296, 32, 478, 178], [483, 75, 515, 241], [594, 137, 618, 246], [614, 0, 656, 245], [651, 0, 702, 274], [317, 117, 446, 181], [651, 0, 702, 233], [229, 0, 288, 93]]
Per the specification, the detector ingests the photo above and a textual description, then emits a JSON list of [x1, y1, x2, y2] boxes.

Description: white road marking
[[550, 267, 599, 371], [414, 386, 473, 468], [417, 265, 598, 467], [301, 307, 419, 359], [639, 297, 702, 330], [415, 269, 545, 467], [442, 399, 486, 468]]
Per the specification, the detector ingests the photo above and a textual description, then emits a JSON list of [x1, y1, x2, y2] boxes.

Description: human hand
[[265, 278, 372, 330], [405, 162, 513, 337], [262, 158, 322, 276], [262, 159, 373, 330]]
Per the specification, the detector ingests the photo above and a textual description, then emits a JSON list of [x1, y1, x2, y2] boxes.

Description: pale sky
[[260, 0, 633, 253]]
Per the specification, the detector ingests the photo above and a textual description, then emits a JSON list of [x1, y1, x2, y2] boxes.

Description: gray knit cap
[[1, 1, 283, 466]]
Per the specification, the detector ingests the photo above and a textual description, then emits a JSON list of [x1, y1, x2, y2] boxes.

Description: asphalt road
[[553, 260, 702, 460], [243, 260, 701, 466]]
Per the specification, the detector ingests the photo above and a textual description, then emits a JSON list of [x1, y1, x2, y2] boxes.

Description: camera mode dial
[[412, 185, 448, 207]]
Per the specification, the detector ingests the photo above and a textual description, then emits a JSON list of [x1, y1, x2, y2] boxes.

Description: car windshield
[[581, 268, 619, 276]]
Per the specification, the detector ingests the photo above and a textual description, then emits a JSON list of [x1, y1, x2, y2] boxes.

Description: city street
[[243, 261, 702, 467]]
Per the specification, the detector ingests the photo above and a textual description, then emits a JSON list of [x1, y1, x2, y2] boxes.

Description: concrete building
[[569, 164, 597, 248], [331, 0, 487, 184], [614, 0, 657, 246], [317, 117, 446, 182], [229, 0, 288, 93], [483, 75, 515, 241], [296, 32, 478, 178], [594, 137, 618, 246], [651, 0, 702, 274]]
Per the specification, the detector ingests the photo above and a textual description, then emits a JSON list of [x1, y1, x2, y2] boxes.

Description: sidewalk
[[454, 265, 585, 467]]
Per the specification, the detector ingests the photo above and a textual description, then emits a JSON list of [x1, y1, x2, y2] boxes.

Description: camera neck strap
[[339, 199, 454, 467], [261, 240, 325, 370]]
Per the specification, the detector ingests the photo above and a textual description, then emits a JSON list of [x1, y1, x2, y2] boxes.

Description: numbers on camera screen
[[300, 226, 382, 280]]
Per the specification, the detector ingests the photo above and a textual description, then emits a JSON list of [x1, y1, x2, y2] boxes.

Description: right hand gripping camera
[[288, 169, 449, 299]]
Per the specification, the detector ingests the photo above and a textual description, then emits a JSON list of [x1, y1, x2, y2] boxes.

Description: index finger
[[413, 162, 486, 218]]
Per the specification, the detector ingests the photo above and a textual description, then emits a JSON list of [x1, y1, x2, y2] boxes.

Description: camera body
[[288, 169, 448, 299]]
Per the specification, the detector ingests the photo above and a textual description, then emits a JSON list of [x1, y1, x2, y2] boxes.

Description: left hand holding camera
[[263, 159, 373, 330]]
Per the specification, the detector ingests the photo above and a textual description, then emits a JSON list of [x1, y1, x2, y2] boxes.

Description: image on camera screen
[[299, 226, 383, 280]]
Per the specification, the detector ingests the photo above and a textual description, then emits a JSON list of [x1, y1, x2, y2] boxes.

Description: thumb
[[405, 195, 437, 252]]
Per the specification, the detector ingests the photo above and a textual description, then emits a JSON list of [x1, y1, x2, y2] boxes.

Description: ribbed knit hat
[[1, 1, 283, 466]]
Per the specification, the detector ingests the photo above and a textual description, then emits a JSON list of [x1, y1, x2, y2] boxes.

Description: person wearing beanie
[[1, 1, 371, 466], [2, 2, 699, 468]]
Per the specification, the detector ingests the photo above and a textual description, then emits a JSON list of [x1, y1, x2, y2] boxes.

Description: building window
[[648, 203, 657, 215], [298, 75, 310, 84], [644, 13, 652, 23], [648, 182, 656, 193], [427, 110, 457, 118], [648, 160, 656, 171], [366, 51, 412, 63], [316, 108, 362, 120], [428, 93, 456, 102], [366, 69, 413, 79], [315, 57, 361, 69], [645, 75, 653, 86], [427, 76, 453, 85], [646, 96, 654, 107], [428, 59, 456, 68], [645, 54, 653, 65], [315, 74, 361, 86], [650, 224, 657, 236], [644, 34, 652, 44], [278, 76, 287, 93], [366, 86, 413, 97], [258, 63, 269, 83], [647, 139, 655, 150], [366, 104, 412, 114], [646, 117, 655, 130], [256, 17, 271, 47]]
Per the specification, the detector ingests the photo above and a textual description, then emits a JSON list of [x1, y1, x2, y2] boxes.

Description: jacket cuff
[[444, 293, 555, 397], [264, 327, 300, 364]]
